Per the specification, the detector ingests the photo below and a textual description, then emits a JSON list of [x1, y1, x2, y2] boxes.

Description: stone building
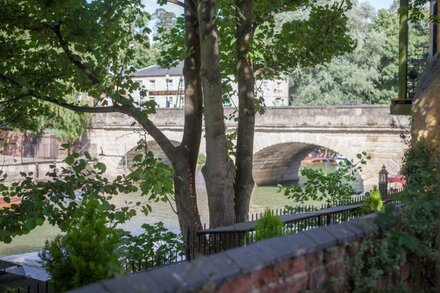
[[412, 0, 440, 153], [132, 62, 289, 108]]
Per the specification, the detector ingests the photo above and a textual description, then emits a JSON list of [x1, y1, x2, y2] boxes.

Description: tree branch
[[43, 97, 119, 113], [166, 0, 185, 8], [49, 22, 100, 85], [116, 105, 177, 163], [254, 67, 277, 78]]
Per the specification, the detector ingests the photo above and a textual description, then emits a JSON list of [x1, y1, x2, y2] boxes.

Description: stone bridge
[[86, 106, 410, 191]]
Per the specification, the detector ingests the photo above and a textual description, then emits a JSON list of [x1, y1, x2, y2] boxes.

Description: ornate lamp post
[[379, 165, 389, 198]]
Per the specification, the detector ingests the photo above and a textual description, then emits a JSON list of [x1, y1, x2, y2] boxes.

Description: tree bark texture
[[197, 0, 236, 228], [234, 0, 256, 223], [172, 0, 203, 246]]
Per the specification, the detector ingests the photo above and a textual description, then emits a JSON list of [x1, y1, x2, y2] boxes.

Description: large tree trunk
[[197, 0, 236, 228], [234, 0, 256, 223], [172, 0, 203, 247]]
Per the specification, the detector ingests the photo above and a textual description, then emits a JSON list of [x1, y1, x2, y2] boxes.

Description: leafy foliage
[[0, 142, 173, 243], [121, 222, 183, 268], [281, 153, 369, 207], [289, 1, 429, 105], [360, 186, 384, 214], [353, 140, 439, 290], [254, 210, 284, 241], [40, 198, 123, 291], [0, 0, 151, 125], [390, 140, 438, 257], [353, 232, 406, 292]]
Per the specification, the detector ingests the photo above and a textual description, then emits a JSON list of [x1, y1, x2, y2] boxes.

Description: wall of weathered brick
[[71, 214, 430, 293]]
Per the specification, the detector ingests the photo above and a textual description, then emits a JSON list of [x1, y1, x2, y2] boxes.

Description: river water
[[0, 162, 363, 257]]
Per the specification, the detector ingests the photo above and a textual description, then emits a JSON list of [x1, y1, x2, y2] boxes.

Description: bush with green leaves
[[40, 198, 123, 291], [121, 222, 184, 270], [353, 140, 439, 290], [281, 152, 369, 208], [360, 187, 384, 214], [254, 210, 284, 242]]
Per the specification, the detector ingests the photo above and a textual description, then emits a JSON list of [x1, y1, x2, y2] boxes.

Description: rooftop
[[133, 62, 184, 77]]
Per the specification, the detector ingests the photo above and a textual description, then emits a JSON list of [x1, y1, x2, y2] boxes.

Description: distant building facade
[[132, 63, 289, 108]]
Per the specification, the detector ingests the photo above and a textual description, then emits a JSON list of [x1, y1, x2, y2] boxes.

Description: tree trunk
[[172, 0, 204, 248], [197, 0, 236, 228], [234, 0, 256, 223], [125, 0, 204, 250], [173, 153, 202, 255]]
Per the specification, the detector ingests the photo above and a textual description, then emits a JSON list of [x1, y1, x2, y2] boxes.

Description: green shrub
[[360, 187, 384, 214], [254, 210, 284, 241], [40, 198, 123, 291], [353, 140, 439, 290], [121, 222, 184, 269]]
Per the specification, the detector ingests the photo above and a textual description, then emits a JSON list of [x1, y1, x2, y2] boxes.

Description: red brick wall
[[216, 241, 428, 292], [0, 130, 25, 156]]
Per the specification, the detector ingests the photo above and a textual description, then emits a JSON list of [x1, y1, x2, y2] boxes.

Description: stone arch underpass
[[253, 142, 332, 186], [117, 140, 180, 171], [251, 130, 405, 191]]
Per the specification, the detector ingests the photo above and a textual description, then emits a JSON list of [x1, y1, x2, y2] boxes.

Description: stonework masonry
[[87, 106, 410, 191]]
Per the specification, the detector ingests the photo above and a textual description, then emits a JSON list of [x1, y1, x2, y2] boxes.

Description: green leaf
[[95, 162, 107, 174], [84, 151, 91, 160], [65, 155, 75, 165]]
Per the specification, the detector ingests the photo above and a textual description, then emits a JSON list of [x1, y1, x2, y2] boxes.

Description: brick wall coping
[[71, 213, 379, 293]]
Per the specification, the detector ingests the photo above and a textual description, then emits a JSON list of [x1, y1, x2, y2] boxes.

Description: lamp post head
[[379, 165, 388, 183]]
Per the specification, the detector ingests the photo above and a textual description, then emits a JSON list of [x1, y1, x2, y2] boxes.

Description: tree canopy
[[289, 1, 429, 105]]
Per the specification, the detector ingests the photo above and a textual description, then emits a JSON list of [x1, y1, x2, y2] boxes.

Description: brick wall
[[71, 214, 430, 293]]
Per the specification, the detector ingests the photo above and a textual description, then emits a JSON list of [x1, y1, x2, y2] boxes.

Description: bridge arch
[[252, 130, 397, 191], [118, 140, 180, 171], [252, 142, 364, 192]]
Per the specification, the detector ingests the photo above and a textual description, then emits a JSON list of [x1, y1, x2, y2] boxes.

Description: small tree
[[40, 198, 122, 291], [360, 186, 384, 214], [254, 210, 283, 241]]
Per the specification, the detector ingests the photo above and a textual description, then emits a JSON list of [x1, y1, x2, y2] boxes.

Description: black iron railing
[[188, 201, 365, 259]]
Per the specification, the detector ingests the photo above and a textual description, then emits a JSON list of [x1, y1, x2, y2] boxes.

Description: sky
[[366, 0, 395, 10], [142, 0, 396, 15]]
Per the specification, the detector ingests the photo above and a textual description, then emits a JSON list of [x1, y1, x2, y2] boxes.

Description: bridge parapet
[[90, 105, 410, 129]]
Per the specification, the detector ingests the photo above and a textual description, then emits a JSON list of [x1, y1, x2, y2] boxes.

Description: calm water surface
[[0, 162, 362, 256]]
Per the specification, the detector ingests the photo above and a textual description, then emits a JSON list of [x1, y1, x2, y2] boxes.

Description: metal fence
[[0, 281, 51, 293], [188, 201, 365, 259]]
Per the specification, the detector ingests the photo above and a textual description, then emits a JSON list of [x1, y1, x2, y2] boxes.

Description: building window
[[166, 96, 173, 108], [134, 79, 144, 86], [178, 78, 184, 90], [149, 96, 155, 102], [262, 81, 269, 88], [275, 98, 285, 107], [149, 80, 156, 90], [166, 79, 173, 89]]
